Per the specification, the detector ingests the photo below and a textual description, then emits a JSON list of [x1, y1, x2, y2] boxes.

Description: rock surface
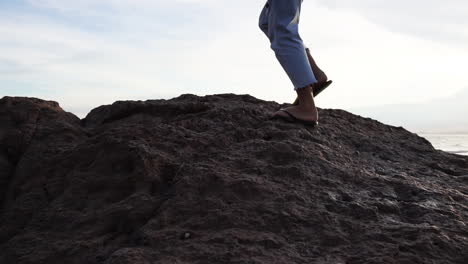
[[0, 94, 467, 264]]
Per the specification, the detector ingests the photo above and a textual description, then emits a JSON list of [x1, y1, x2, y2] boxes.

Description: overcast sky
[[1, 0, 467, 131]]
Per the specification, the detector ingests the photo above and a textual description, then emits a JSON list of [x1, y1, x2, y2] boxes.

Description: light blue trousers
[[259, 0, 317, 90]]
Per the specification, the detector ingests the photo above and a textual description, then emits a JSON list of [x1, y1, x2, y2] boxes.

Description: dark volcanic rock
[[0, 94, 467, 264]]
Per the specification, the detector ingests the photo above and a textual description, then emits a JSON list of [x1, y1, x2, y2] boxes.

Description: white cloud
[[315, 0, 468, 45]]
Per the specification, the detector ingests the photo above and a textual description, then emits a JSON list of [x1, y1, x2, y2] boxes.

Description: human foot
[[271, 105, 318, 126]]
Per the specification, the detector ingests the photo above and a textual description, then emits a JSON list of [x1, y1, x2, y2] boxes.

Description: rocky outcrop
[[0, 94, 467, 264]]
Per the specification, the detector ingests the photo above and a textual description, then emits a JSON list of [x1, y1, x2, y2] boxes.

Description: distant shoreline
[[447, 150, 468, 155], [418, 132, 468, 135], [419, 133, 468, 156]]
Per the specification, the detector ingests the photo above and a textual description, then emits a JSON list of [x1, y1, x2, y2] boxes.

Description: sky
[[1, 0, 467, 132]]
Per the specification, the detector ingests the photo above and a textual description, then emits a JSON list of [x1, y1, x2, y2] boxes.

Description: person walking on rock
[[259, 0, 331, 126]]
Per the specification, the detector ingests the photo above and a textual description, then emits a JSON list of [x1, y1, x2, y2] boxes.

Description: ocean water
[[419, 134, 468, 156]]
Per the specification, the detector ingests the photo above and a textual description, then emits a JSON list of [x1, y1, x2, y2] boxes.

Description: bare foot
[[272, 104, 318, 123]]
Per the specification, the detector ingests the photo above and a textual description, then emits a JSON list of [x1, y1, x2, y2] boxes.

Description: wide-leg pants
[[259, 0, 317, 90]]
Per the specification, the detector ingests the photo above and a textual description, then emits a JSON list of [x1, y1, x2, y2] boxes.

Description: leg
[[292, 48, 330, 105], [266, 0, 318, 90], [258, 2, 270, 36], [266, 0, 318, 122], [306, 47, 328, 83], [259, 1, 326, 88]]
